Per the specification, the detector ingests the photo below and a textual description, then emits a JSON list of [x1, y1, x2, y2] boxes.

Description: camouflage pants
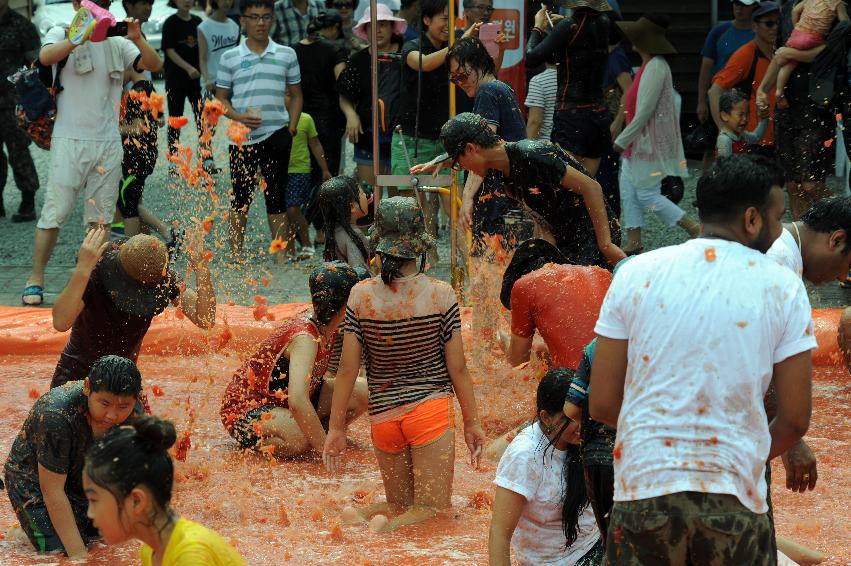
[[0, 108, 38, 195], [604, 492, 776, 566]]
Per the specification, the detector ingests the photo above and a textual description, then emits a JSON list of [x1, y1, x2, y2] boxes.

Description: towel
[[72, 38, 126, 80]]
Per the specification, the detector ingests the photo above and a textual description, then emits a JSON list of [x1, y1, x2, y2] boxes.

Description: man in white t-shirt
[[590, 154, 816, 563], [22, 0, 162, 306]]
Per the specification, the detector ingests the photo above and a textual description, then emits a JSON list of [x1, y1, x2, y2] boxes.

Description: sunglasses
[[757, 19, 778, 28], [335, 2, 354, 8], [469, 4, 494, 12], [449, 69, 472, 85]]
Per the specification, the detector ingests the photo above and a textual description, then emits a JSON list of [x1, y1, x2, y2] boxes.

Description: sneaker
[[297, 246, 315, 260], [12, 197, 35, 222]]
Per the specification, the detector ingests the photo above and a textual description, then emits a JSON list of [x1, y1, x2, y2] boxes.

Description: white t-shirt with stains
[[494, 422, 600, 565], [766, 227, 804, 279], [594, 238, 816, 513]]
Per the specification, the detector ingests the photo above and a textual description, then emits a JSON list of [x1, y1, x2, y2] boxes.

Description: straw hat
[[100, 235, 175, 317], [353, 4, 408, 41], [370, 196, 435, 259], [616, 16, 677, 55]]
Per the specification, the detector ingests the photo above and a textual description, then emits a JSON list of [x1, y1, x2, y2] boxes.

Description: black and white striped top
[[343, 274, 462, 419]]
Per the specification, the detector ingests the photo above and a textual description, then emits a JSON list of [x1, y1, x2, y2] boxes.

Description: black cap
[[437, 112, 500, 168], [752, 1, 779, 18]]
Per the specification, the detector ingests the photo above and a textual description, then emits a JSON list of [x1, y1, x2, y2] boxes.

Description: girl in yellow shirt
[[83, 415, 245, 566]]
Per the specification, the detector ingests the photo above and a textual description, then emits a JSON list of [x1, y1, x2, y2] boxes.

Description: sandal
[[22, 284, 44, 306]]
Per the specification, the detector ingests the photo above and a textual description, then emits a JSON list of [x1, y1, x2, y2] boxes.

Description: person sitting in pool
[[220, 261, 368, 456], [497, 238, 612, 371], [489, 368, 602, 566], [50, 228, 216, 388], [84, 415, 246, 565], [410, 112, 626, 268], [3, 356, 143, 561]]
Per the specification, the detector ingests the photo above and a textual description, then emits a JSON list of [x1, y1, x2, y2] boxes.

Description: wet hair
[[318, 176, 370, 264], [379, 253, 426, 285], [309, 261, 362, 325], [447, 37, 495, 76], [420, 0, 449, 27], [85, 415, 177, 511], [695, 154, 785, 224], [536, 368, 589, 549], [719, 89, 749, 115], [801, 196, 851, 254], [241, 0, 273, 12], [500, 239, 568, 310], [307, 9, 343, 36], [88, 356, 143, 397]]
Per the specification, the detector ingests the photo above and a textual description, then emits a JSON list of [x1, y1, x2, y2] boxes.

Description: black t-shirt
[[5, 383, 99, 507], [122, 80, 158, 177], [576, 347, 616, 467], [488, 139, 618, 266], [398, 37, 449, 140], [162, 14, 202, 82], [336, 41, 404, 149], [294, 39, 347, 128], [51, 251, 180, 388]]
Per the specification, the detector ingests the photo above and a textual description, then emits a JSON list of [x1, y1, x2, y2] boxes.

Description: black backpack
[[9, 57, 68, 150]]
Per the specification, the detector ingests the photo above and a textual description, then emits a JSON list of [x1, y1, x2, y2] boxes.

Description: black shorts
[[775, 104, 833, 184], [5, 477, 99, 553], [231, 380, 324, 449], [551, 105, 612, 160], [228, 127, 293, 215]]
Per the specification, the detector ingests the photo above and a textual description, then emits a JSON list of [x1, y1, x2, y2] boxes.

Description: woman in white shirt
[[489, 368, 602, 566], [612, 15, 700, 255]]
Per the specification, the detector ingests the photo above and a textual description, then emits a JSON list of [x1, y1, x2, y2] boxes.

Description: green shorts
[[390, 133, 448, 189], [604, 491, 775, 565]]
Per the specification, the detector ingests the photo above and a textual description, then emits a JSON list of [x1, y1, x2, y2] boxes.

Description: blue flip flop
[[22, 284, 44, 306]]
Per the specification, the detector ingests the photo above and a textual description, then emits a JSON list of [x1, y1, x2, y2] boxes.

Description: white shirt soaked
[[594, 238, 816, 513], [494, 422, 600, 565], [44, 27, 140, 141], [198, 18, 240, 89], [767, 227, 804, 278], [217, 39, 301, 145]]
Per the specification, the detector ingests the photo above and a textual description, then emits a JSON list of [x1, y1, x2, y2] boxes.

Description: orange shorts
[[370, 397, 455, 453]]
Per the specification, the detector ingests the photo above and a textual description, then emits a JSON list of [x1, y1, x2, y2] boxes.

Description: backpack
[[9, 57, 68, 150]]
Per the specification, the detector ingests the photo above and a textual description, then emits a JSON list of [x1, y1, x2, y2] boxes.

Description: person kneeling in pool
[[3, 356, 143, 560], [220, 261, 368, 456], [410, 112, 626, 268], [323, 197, 486, 533], [84, 415, 245, 565], [50, 227, 216, 388]]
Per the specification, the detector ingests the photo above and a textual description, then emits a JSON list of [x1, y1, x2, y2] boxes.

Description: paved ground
[[0, 83, 849, 308]]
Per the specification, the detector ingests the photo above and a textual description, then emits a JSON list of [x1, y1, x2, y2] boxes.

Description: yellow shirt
[[139, 518, 246, 566]]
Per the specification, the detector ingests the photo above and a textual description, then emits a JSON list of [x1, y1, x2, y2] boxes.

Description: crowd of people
[[1, 0, 851, 563]]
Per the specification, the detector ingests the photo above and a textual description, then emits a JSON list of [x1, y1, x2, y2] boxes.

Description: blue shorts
[[286, 172, 313, 208], [353, 143, 392, 170]]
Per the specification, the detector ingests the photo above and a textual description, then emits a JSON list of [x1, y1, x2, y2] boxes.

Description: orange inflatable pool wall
[[0, 304, 844, 368]]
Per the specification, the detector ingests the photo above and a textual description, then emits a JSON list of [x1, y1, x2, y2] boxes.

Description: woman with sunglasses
[[489, 368, 602, 566], [326, 0, 365, 51]]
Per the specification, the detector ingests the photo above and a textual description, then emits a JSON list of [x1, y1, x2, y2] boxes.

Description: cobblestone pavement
[[0, 83, 848, 308]]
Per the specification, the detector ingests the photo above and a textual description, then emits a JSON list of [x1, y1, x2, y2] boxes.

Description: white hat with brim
[[354, 3, 408, 41]]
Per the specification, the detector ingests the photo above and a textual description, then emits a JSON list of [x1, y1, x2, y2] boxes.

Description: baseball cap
[[752, 1, 780, 18], [435, 112, 500, 169], [733, 0, 760, 5]]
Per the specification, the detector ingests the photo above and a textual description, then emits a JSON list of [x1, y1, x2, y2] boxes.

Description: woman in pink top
[[613, 15, 700, 255]]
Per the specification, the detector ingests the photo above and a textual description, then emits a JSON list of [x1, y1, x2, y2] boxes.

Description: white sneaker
[[297, 246, 315, 260]]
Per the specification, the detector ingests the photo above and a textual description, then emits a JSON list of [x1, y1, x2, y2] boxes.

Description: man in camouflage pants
[[589, 155, 815, 565], [0, 0, 40, 222]]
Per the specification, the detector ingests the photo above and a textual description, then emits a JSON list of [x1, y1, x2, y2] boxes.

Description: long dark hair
[[537, 368, 590, 549], [318, 176, 370, 264], [85, 415, 177, 512]]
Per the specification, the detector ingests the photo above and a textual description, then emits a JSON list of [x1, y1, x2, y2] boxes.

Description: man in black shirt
[[50, 228, 216, 388], [412, 112, 625, 267], [4, 356, 143, 559]]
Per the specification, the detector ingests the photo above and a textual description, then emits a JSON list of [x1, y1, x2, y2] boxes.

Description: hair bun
[[133, 415, 177, 452]]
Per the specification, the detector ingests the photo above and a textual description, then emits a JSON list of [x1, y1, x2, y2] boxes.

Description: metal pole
[[370, 0, 381, 214], [711, 0, 718, 27], [448, 0, 461, 295]]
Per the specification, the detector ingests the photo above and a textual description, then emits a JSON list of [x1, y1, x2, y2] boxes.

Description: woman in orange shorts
[[220, 261, 368, 457], [323, 197, 487, 532]]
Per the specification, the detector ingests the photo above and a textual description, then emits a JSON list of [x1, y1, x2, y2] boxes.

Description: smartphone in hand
[[479, 22, 502, 60], [107, 21, 129, 37]]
